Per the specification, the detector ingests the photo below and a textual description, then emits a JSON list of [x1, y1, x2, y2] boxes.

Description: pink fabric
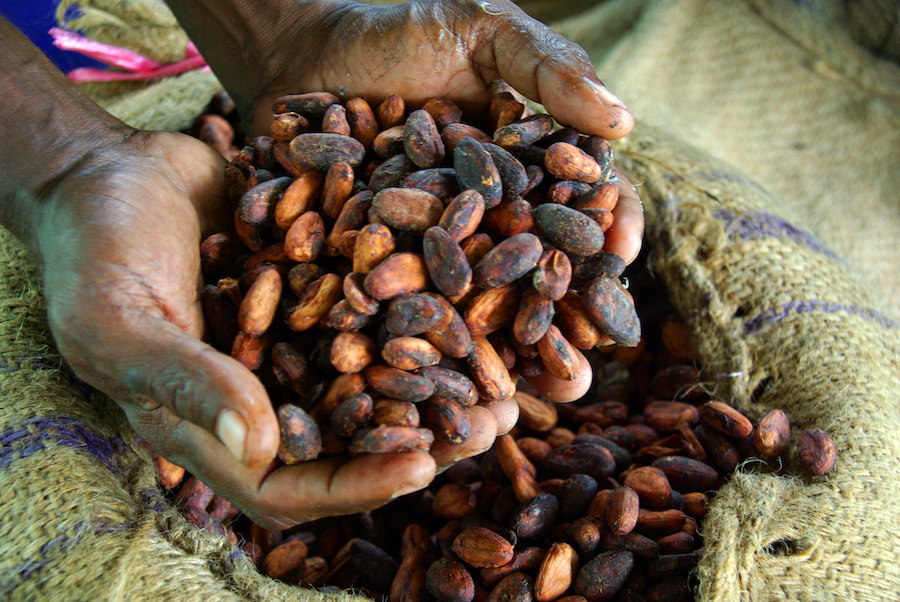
[[49, 27, 208, 82]]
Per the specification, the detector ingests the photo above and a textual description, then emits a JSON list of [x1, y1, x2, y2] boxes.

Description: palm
[[38, 132, 234, 449]]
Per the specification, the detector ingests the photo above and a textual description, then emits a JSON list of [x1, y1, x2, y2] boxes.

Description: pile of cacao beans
[[156, 91, 837, 601], [198, 88, 638, 463]]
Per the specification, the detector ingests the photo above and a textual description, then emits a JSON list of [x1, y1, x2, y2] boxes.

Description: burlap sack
[[0, 239, 364, 596], [54, 0, 223, 132], [2, 0, 898, 600], [545, 0, 900, 320], [616, 123, 900, 600]]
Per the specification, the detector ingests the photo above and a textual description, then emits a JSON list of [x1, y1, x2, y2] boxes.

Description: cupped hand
[[35, 130, 435, 528], [233, 0, 644, 404], [240, 0, 634, 141]]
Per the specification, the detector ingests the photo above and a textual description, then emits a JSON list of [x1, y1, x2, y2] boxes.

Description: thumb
[[109, 316, 280, 469], [472, 8, 633, 139]]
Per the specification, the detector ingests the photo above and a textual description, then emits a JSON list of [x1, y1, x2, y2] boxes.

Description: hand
[[214, 0, 644, 411], [239, 0, 634, 141], [35, 131, 436, 528]]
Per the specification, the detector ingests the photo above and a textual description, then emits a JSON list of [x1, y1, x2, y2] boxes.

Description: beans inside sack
[[198, 89, 637, 462], [153, 91, 837, 601]]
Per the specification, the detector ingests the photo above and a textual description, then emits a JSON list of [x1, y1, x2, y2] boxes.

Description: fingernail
[[216, 409, 248, 463], [582, 76, 627, 108]]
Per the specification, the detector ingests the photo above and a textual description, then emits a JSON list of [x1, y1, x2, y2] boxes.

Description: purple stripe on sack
[[0, 519, 138, 594], [714, 209, 841, 261], [744, 299, 899, 334], [141, 488, 170, 513], [0, 526, 84, 593], [0, 416, 122, 472]]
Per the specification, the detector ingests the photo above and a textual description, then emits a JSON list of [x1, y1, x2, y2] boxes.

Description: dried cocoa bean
[[349, 426, 434, 455], [287, 272, 342, 331], [277, 404, 322, 464], [465, 283, 521, 337], [473, 233, 543, 288], [420, 366, 479, 407], [382, 337, 441, 370], [404, 109, 445, 168], [533, 204, 605, 258], [331, 393, 374, 437], [403, 167, 461, 202], [284, 210, 325, 262], [423, 226, 473, 297], [544, 142, 603, 183], [493, 114, 554, 151], [573, 550, 633, 602], [797, 428, 836, 475], [489, 92, 525, 129], [534, 542, 579, 602], [481, 198, 534, 238], [364, 253, 430, 300], [377, 94, 406, 129], [346, 97, 379, 150], [753, 408, 791, 459], [373, 125, 406, 159], [605, 487, 640, 536], [623, 467, 673, 509], [372, 187, 444, 233], [422, 398, 471, 445], [373, 399, 420, 428], [366, 364, 435, 402], [699, 400, 754, 438], [321, 103, 351, 136], [467, 336, 516, 402], [454, 137, 503, 208], [452, 526, 515, 568], [583, 277, 641, 347], [426, 558, 475, 602]]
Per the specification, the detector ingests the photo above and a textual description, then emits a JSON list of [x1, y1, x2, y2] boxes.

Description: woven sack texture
[[0, 230, 369, 601], [54, 0, 222, 132], [0, 0, 895, 600], [546, 0, 900, 319], [617, 122, 900, 601]]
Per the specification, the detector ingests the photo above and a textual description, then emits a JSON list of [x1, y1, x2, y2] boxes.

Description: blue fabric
[[1, 1, 105, 71]]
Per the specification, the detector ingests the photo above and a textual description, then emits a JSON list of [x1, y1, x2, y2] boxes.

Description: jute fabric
[[0, 0, 897, 599], [617, 123, 900, 601], [0, 232, 367, 601]]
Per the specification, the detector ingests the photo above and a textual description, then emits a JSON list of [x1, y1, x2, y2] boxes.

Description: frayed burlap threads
[[617, 123, 900, 601]]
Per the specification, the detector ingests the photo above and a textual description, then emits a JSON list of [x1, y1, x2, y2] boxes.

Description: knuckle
[[147, 362, 205, 425]]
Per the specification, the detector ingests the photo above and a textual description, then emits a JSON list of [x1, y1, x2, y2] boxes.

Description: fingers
[[132, 402, 436, 529], [603, 168, 644, 265], [472, 7, 633, 138], [257, 452, 436, 528], [524, 347, 593, 402], [481, 396, 519, 436], [431, 404, 499, 472], [108, 316, 280, 469]]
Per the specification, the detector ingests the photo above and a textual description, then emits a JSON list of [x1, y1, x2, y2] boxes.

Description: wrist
[[0, 17, 135, 251]]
